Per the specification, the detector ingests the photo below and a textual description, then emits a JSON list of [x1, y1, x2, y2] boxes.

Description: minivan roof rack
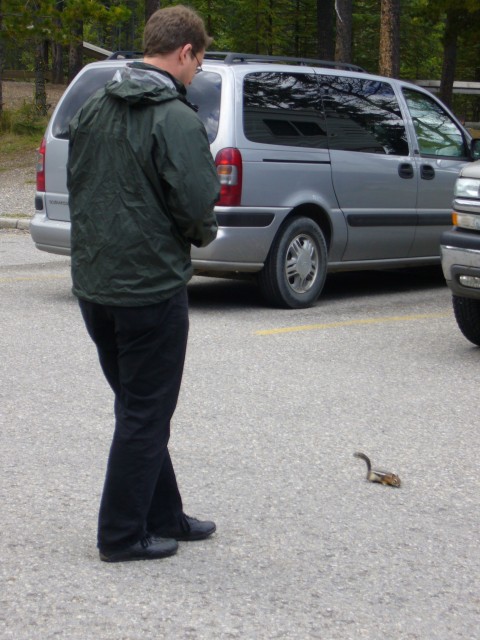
[[204, 51, 365, 72], [105, 50, 365, 72], [107, 51, 143, 59]]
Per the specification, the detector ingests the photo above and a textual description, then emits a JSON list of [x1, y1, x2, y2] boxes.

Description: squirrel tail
[[353, 451, 371, 472]]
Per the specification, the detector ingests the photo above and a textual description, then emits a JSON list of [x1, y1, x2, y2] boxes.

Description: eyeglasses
[[192, 51, 203, 74]]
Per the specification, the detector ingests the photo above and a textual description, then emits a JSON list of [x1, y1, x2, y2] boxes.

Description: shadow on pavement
[[187, 266, 447, 309]]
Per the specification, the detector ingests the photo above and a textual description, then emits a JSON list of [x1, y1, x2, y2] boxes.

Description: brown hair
[[144, 5, 212, 56]]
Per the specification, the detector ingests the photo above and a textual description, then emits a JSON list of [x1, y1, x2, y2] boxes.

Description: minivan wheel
[[452, 295, 480, 346], [258, 217, 328, 309]]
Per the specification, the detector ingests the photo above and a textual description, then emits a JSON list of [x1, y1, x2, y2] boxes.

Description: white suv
[[441, 160, 480, 345], [31, 52, 480, 308]]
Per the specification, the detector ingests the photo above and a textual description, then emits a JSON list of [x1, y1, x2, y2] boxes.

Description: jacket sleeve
[[155, 108, 220, 248]]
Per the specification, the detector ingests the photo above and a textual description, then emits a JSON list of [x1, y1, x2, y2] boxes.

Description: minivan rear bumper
[[30, 212, 71, 256], [30, 205, 289, 267], [192, 206, 287, 273]]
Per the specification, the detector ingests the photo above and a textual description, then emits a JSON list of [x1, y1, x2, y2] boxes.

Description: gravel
[[1, 81, 65, 222], [0, 165, 36, 219]]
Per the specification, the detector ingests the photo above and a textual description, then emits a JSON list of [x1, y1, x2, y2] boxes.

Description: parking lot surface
[[1, 231, 479, 639]]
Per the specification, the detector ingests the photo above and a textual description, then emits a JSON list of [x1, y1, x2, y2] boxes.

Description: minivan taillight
[[36, 137, 46, 192], [215, 148, 243, 206]]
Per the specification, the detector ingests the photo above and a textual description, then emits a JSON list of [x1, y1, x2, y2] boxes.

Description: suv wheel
[[452, 295, 480, 346], [258, 216, 327, 309]]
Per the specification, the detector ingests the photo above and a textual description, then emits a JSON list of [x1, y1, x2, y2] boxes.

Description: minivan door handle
[[420, 164, 435, 180], [398, 163, 414, 179]]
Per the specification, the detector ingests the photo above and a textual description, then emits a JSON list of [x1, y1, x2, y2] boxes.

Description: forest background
[[0, 0, 479, 130]]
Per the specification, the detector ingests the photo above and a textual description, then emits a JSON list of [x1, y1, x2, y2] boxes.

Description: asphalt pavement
[[1, 231, 479, 639]]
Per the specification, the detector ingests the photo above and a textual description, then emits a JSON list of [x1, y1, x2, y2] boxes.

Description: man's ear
[[179, 44, 192, 63]]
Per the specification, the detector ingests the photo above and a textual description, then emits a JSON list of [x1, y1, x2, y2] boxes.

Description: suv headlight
[[454, 178, 480, 198], [453, 177, 480, 230], [452, 212, 480, 230]]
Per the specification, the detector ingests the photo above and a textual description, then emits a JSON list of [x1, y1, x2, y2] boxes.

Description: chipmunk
[[353, 452, 401, 487]]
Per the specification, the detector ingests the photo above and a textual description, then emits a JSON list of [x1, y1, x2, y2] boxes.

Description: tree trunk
[[335, 0, 352, 63], [52, 0, 65, 84], [317, 0, 335, 60], [205, 0, 213, 36], [145, 0, 160, 23], [0, 0, 4, 115], [34, 41, 48, 115], [68, 21, 84, 82], [378, 0, 400, 77], [439, 10, 458, 109], [52, 43, 64, 84], [268, 0, 273, 55]]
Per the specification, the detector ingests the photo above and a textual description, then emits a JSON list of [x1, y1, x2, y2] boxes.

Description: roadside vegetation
[[0, 103, 48, 137], [0, 130, 42, 170], [0, 87, 60, 169], [1, 0, 479, 119]]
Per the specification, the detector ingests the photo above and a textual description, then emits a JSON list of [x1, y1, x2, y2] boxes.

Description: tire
[[452, 295, 480, 347], [258, 216, 328, 309]]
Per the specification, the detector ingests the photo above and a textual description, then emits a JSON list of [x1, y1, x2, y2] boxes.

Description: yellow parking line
[[256, 312, 451, 335]]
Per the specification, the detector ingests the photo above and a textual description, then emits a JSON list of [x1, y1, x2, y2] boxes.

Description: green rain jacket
[[67, 62, 220, 306]]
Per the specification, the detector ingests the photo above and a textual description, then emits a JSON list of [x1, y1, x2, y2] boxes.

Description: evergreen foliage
[[1, 0, 479, 119]]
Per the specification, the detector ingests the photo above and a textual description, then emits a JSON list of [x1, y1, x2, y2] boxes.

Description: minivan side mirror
[[471, 138, 480, 161]]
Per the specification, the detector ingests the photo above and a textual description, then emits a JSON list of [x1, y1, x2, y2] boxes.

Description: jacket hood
[[105, 62, 183, 106]]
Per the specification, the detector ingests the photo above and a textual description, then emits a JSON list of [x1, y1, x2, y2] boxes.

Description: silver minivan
[[31, 52, 480, 308]]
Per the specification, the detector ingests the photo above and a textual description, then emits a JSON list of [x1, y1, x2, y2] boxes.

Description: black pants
[[79, 288, 188, 553]]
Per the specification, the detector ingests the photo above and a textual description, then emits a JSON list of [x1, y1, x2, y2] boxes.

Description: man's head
[[143, 5, 212, 85]]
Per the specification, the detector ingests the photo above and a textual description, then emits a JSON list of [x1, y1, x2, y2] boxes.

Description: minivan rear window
[[53, 67, 222, 144], [52, 67, 118, 139]]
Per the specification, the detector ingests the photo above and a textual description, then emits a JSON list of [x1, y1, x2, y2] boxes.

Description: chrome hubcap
[[285, 233, 319, 294]]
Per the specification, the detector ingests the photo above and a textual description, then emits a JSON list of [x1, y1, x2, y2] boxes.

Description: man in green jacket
[[67, 5, 220, 563]]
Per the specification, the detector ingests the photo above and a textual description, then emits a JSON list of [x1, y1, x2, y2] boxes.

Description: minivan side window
[[187, 71, 222, 143], [243, 72, 327, 149], [320, 76, 409, 155], [402, 88, 466, 158]]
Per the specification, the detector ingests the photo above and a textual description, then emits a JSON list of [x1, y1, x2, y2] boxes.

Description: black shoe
[[99, 535, 178, 563], [155, 514, 216, 541]]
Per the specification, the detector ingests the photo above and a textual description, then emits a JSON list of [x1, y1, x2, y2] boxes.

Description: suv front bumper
[[441, 228, 480, 300]]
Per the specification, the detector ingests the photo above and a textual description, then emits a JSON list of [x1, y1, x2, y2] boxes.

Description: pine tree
[[379, 0, 400, 77]]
